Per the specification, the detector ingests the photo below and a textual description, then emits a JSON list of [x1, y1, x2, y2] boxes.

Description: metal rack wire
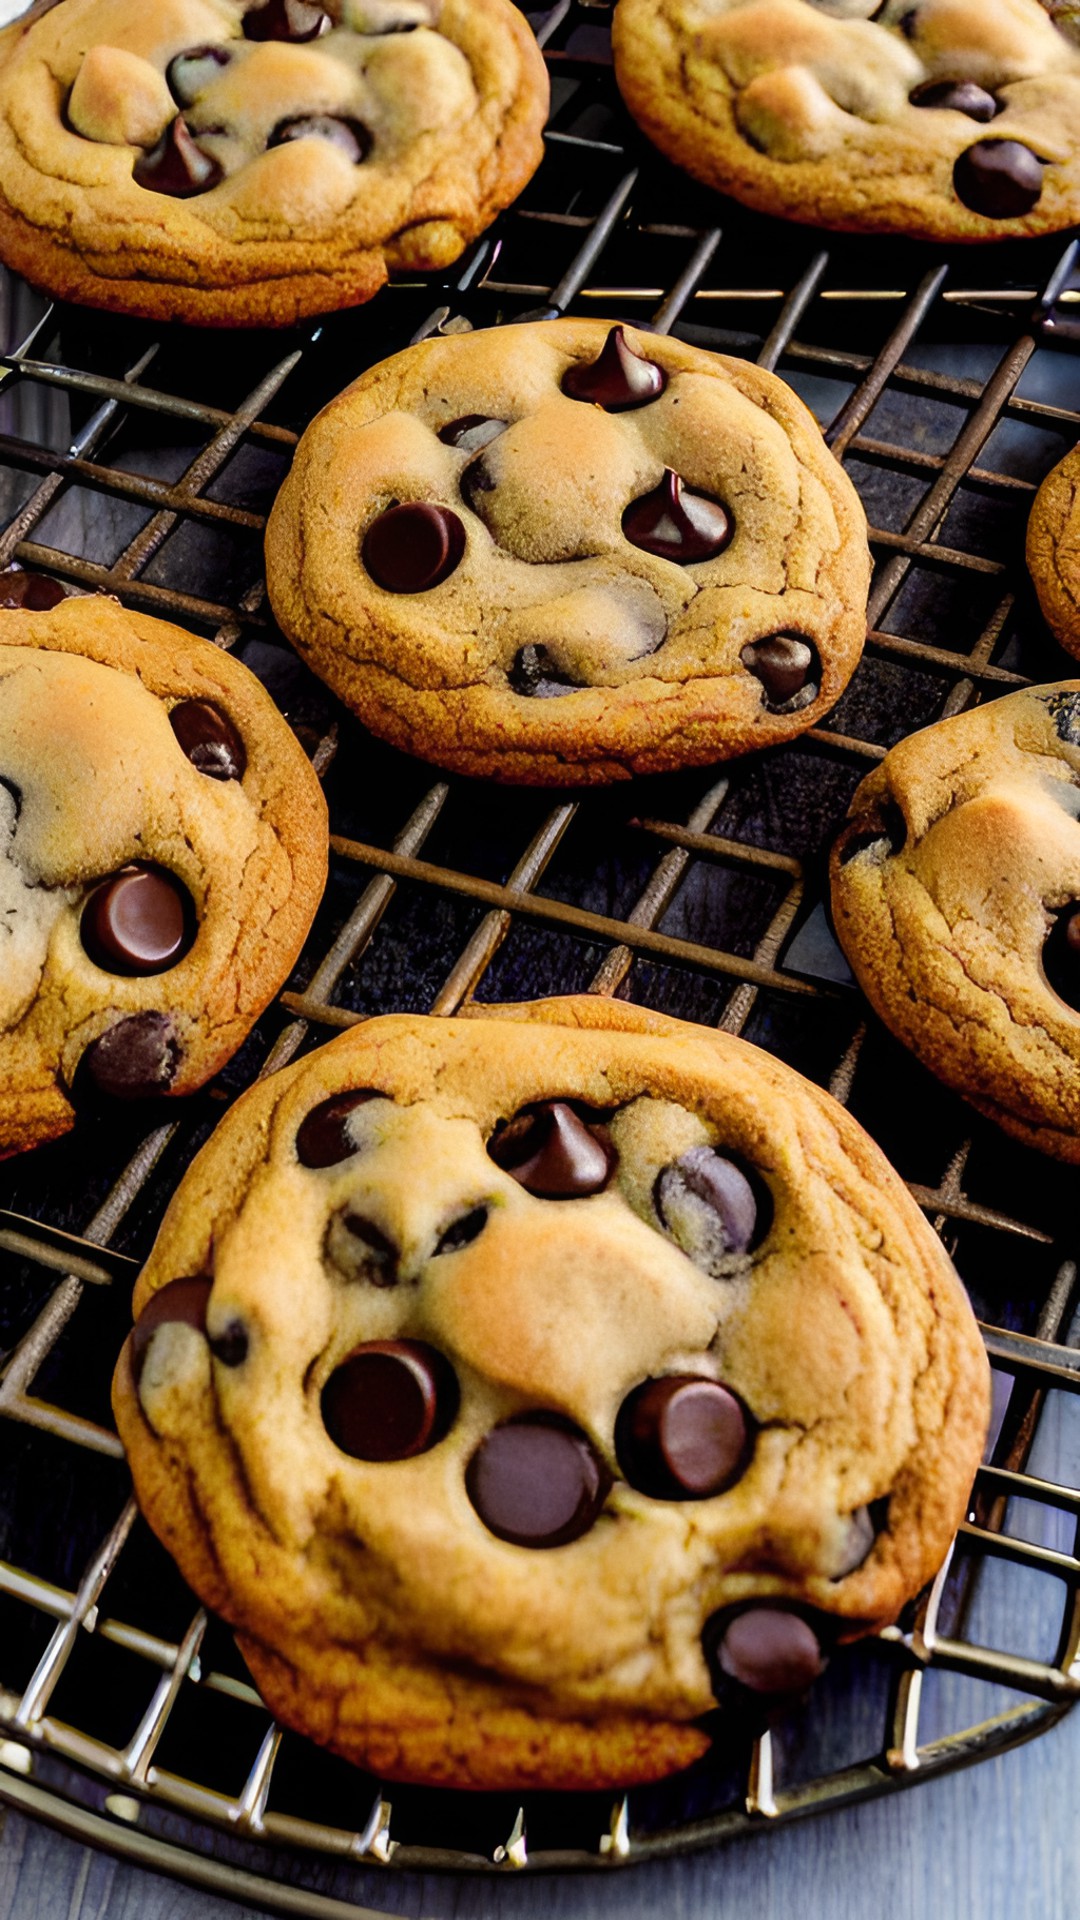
[[3, 0, 1080, 1905]]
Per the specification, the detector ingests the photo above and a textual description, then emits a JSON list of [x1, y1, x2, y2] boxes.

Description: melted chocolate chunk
[[243, 0, 329, 39], [131, 1275, 212, 1385], [909, 79, 998, 121], [488, 1101, 615, 1197], [296, 1090, 381, 1167], [433, 1205, 488, 1255], [325, 1209, 398, 1286], [362, 501, 466, 593], [615, 1375, 751, 1500], [460, 455, 497, 514], [622, 470, 733, 563], [322, 1340, 458, 1461], [1044, 691, 1080, 748], [0, 569, 65, 610], [269, 115, 371, 162], [169, 700, 246, 781], [561, 327, 667, 412], [81, 867, 192, 976], [134, 116, 222, 197], [704, 1606, 827, 1697], [466, 1414, 610, 1547], [78, 1012, 180, 1103], [167, 44, 232, 107], [438, 416, 508, 452], [508, 644, 580, 699], [741, 634, 818, 712], [836, 799, 907, 867], [1042, 904, 1080, 1010], [953, 141, 1044, 218], [209, 1319, 249, 1367], [654, 1146, 768, 1270]]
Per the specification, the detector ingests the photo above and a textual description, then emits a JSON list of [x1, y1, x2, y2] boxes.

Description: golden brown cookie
[[612, 0, 1080, 243], [0, 588, 327, 1157], [831, 683, 1080, 1160], [1027, 444, 1080, 658], [264, 319, 870, 785], [112, 996, 988, 1791], [0, 0, 548, 327]]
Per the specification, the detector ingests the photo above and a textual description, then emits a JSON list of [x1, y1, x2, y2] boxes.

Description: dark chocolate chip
[[466, 1414, 610, 1547], [166, 44, 232, 107], [209, 1319, 249, 1367], [830, 1504, 876, 1577], [460, 456, 497, 514], [269, 115, 371, 162], [561, 327, 667, 412], [622, 469, 733, 563], [131, 1275, 212, 1385], [134, 116, 222, 197], [169, 700, 246, 781], [434, 1205, 488, 1255], [1042, 903, 1080, 1010], [704, 1606, 827, 1697], [836, 798, 907, 867], [78, 1012, 180, 1103], [1044, 691, 1080, 747], [0, 568, 65, 610], [81, 867, 192, 976], [953, 140, 1044, 218], [322, 1340, 458, 1461], [899, 8, 919, 34], [243, 0, 329, 38], [438, 416, 508, 452], [615, 1375, 751, 1500], [508, 644, 580, 699], [362, 501, 466, 593], [297, 1091, 381, 1168], [741, 634, 819, 712], [488, 1101, 615, 1197], [325, 1209, 398, 1285], [654, 1146, 768, 1269], [909, 79, 998, 121]]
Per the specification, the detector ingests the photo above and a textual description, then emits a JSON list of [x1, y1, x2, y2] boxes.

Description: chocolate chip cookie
[[265, 319, 870, 785], [831, 683, 1080, 1160], [1027, 444, 1080, 659], [0, 0, 548, 327], [0, 588, 327, 1157], [112, 995, 988, 1791], [612, 0, 1080, 243]]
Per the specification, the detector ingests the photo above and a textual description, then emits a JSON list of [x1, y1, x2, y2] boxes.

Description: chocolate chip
[[836, 798, 907, 867], [438, 416, 508, 452], [322, 1340, 458, 1461], [169, 700, 246, 781], [243, 0, 329, 38], [269, 116, 371, 162], [466, 1414, 610, 1547], [488, 1101, 615, 1197], [1044, 691, 1080, 747], [362, 501, 466, 593], [433, 1205, 488, 1255], [78, 1012, 180, 1103], [615, 1376, 751, 1499], [81, 867, 192, 976], [704, 1606, 827, 1697], [131, 1275, 212, 1385], [561, 327, 667, 412], [296, 1090, 381, 1167], [325, 1209, 397, 1286], [830, 1504, 877, 1578], [209, 1319, 249, 1367], [741, 634, 818, 711], [654, 1146, 768, 1270], [622, 470, 733, 563], [460, 456, 497, 514], [953, 141, 1044, 218], [0, 569, 65, 610], [166, 44, 232, 107], [134, 116, 222, 197], [909, 79, 998, 121], [1042, 903, 1080, 1010], [508, 644, 580, 699]]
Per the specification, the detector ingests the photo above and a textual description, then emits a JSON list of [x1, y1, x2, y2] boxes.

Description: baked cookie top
[[612, 0, 1080, 243], [112, 996, 988, 1792], [265, 319, 870, 785], [831, 683, 1080, 1160], [0, 591, 327, 1157], [1027, 444, 1080, 660], [0, 0, 548, 326]]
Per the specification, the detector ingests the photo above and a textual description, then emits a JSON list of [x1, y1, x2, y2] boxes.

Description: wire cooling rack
[[3, 1, 1080, 1906]]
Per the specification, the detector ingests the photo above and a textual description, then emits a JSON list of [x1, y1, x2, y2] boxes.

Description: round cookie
[[0, 588, 327, 1157], [1027, 444, 1080, 658], [831, 683, 1080, 1161], [264, 319, 870, 785], [611, 0, 1080, 244], [0, 0, 548, 327], [112, 995, 989, 1791]]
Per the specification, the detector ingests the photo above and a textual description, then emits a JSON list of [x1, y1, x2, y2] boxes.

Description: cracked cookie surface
[[1027, 445, 1080, 659], [0, 592, 327, 1156], [112, 994, 988, 1790], [0, 0, 547, 326], [831, 683, 1080, 1160], [264, 319, 870, 785], [612, 0, 1080, 242]]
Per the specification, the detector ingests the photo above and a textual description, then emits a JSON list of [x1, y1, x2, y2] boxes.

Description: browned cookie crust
[[1027, 444, 1080, 659], [0, 0, 548, 327], [265, 319, 870, 785], [612, 0, 1080, 243], [0, 592, 327, 1156], [831, 683, 1080, 1160], [112, 996, 988, 1792]]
